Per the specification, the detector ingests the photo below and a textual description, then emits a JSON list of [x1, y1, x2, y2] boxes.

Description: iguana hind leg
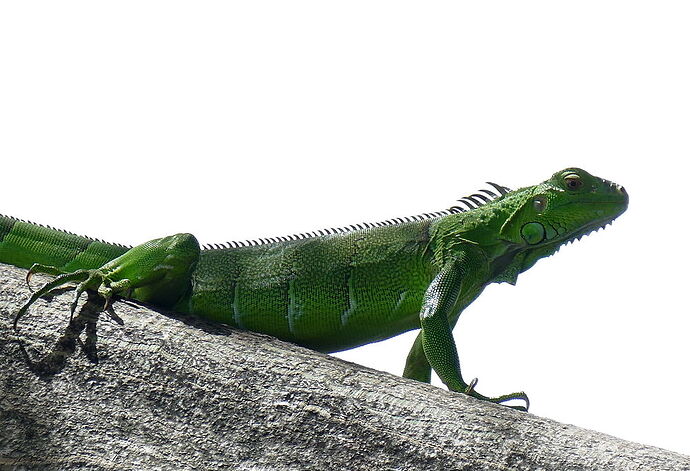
[[14, 233, 200, 331]]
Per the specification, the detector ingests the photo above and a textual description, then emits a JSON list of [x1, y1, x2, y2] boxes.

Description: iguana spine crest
[[202, 182, 512, 250]]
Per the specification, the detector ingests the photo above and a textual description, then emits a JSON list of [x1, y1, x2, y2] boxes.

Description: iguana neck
[[428, 193, 534, 284], [431, 196, 518, 254]]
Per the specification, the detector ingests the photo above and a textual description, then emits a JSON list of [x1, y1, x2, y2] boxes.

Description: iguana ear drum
[[521, 222, 546, 245]]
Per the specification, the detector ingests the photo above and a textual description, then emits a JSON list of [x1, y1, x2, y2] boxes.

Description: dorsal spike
[[486, 181, 511, 196], [457, 199, 478, 210], [470, 193, 491, 203], [479, 188, 498, 199], [463, 195, 484, 206]]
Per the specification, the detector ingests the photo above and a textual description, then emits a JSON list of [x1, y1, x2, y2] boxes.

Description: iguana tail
[[0, 214, 129, 272]]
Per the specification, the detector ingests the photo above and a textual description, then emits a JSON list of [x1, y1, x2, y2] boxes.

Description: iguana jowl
[[1, 168, 627, 410]]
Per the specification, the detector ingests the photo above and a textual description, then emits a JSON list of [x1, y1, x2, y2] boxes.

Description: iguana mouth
[[559, 218, 618, 247], [555, 187, 628, 247]]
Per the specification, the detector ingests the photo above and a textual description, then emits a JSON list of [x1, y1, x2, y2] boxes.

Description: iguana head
[[498, 168, 628, 270]]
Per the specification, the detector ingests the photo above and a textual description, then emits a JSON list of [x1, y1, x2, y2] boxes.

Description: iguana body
[[1, 168, 628, 410]]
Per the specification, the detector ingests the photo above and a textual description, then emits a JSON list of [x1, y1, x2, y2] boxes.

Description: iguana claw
[[25, 263, 64, 292], [465, 377, 479, 394]]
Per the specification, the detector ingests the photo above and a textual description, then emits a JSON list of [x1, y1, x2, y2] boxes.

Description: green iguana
[[1, 168, 627, 411]]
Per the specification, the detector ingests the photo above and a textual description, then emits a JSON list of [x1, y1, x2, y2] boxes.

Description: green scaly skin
[[1, 168, 628, 411]]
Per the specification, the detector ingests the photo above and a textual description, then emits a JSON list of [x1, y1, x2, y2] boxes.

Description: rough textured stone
[[0, 263, 687, 470]]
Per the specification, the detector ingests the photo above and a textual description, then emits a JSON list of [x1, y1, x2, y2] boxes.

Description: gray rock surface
[[0, 263, 688, 470]]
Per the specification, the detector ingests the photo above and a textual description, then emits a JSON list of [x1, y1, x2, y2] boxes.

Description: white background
[[1, 1, 689, 455]]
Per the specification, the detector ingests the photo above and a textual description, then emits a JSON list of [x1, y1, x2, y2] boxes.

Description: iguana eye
[[533, 196, 547, 213], [564, 174, 583, 191]]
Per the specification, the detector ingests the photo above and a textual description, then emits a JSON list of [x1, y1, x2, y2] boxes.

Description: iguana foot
[[13, 268, 131, 332], [464, 377, 530, 412]]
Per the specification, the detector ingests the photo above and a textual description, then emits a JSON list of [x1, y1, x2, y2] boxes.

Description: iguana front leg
[[403, 288, 481, 382], [415, 252, 529, 411], [14, 233, 200, 330]]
